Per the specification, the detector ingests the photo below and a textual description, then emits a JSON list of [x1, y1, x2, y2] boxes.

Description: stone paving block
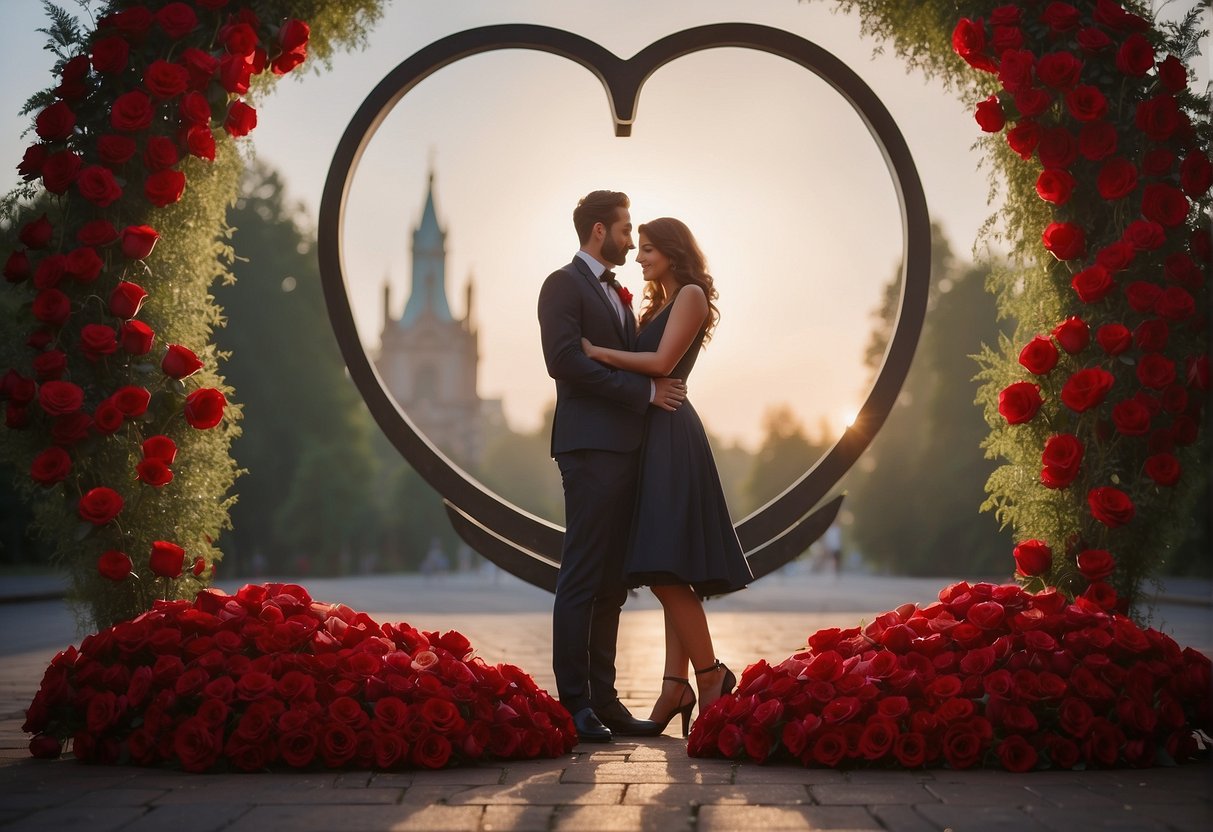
[[924, 782, 1046, 806], [63, 787, 168, 807], [698, 804, 883, 830], [554, 803, 691, 831], [1026, 784, 1131, 808], [368, 770, 416, 788], [1128, 802, 1213, 832], [624, 783, 810, 805], [389, 765, 503, 785], [842, 768, 937, 784], [226, 803, 485, 832], [561, 760, 732, 784], [153, 785, 403, 805], [116, 803, 254, 832], [498, 767, 563, 786], [0, 805, 147, 831], [398, 783, 478, 805], [0, 789, 72, 810], [732, 764, 846, 785], [915, 804, 1050, 831], [1030, 805, 1170, 831], [445, 782, 623, 805], [811, 782, 939, 805], [482, 803, 554, 832], [868, 804, 941, 832]]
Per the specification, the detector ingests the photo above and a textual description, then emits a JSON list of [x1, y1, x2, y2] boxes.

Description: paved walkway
[[0, 571, 1209, 831]]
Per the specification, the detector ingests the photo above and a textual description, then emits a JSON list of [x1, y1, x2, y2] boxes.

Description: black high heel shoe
[[650, 676, 696, 737], [694, 659, 736, 699]]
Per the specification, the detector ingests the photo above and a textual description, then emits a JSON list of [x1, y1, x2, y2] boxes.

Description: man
[[537, 190, 686, 743]]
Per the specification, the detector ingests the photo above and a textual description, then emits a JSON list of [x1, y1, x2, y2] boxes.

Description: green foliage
[[741, 405, 830, 515]]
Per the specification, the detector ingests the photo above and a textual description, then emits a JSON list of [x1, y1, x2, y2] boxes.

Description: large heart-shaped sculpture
[[318, 24, 930, 591]]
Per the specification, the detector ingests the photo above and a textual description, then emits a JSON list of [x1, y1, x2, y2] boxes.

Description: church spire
[[400, 170, 454, 327]]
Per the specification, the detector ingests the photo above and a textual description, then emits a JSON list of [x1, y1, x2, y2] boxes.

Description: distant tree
[[845, 224, 1012, 576], [742, 405, 829, 516], [477, 405, 564, 524], [706, 432, 754, 519]]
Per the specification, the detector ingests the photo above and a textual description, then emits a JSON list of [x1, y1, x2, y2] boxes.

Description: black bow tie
[[599, 271, 615, 284]]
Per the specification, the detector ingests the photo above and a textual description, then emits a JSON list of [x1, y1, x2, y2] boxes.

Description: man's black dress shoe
[[571, 707, 612, 743], [593, 699, 663, 737]]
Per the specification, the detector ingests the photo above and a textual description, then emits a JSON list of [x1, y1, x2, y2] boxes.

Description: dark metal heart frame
[[317, 23, 930, 591]]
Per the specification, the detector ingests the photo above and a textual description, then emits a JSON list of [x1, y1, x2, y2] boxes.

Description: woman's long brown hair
[[636, 217, 719, 343]]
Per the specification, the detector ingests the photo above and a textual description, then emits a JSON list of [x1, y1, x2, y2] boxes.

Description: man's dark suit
[[538, 256, 650, 714]]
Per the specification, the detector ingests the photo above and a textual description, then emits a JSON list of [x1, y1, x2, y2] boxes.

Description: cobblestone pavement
[[1, 572, 1209, 831]]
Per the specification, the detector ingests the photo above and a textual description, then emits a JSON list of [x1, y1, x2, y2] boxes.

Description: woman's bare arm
[[581, 285, 708, 376]]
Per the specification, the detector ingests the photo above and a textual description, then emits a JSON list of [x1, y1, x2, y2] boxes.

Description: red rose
[[20, 215, 53, 249], [893, 732, 927, 768], [1077, 549, 1116, 581], [1096, 157, 1137, 199], [271, 46, 308, 76], [1179, 151, 1213, 197], [143, 136, 179, 171], [97, 550, 132, 581], [943, 725, 984, 769], [1140, 184, 1189, 228], [183, 125, 216, 161], [1035, 169, 1075, 205], [145, 170, 186, 207], [1134, 319, 1169, 352], [997, 735, 1038, 773], [952, 19, 996, 73], [78, 219, 119, 247], [1122, 219, 1165, 251], [93, 400, 123, 435], [1018, 336, 1058, 375], [30, 446, 71, 486], [111, 385, 151, 417], [179, 91, 212, 125], [1157, 54, 1188, 92], [1040, 2, 1080, 32], [1096, 241, 1135, 271], [91, 35, 129, 74], [1035, 51, 1082, 89], [76, 165, 122, 207], [4, 250, 30, 282], [1006, 122, 1041, 160], [811, 728, 848, 766], [180, 48, 219, 88], [1115, 33, 1155, 76], [79, 486, 124, 525], [224, 101, 258, 137], [162, 344, 204, 379], [1042, 222, 1085, 260], [1041, 433, 1083, 488], [185, 388, 227, 429], [66, 247, 103, 282], [1013, 87, 1052, 118], [1095, 324, 1131, 356], [1160, 384, 1188, 413], [97, 132, 138, 166], [33, 255, 66, 290], [33, 288, 71, 326], [155, 2, 198, 39], [33, 350, 67, 380], [174, 717, 222, 773], [35, 100, 76, 141], [121, 320, 155, 355], [1060, 368, 1114, 413], [1144, 452, 1181, 486], [1051, 316, 1089, 354], [80, 324, 118, 361], [1088, 486, 1134, 528], [1165, 253, 1204, 289], [1155, 287, 1194, 322], [412, 733, 452, 769], [144, 60, 189, 99], [1137, 353, 1176, 390], [998, 50, 1036, 93], [219, 54, 254, 94], [111, 90, 154, 132], [280, 19, 311, 52], [990, 6, 1021, 26], [41, 149, 82, 193], [1111, 399, 1150, 435], [143, 435, 178, 465], [1071, 265, 1114, 303], [1135, 95, 1182, 141], [150, 540, 185, 577], [998, 381, 1042, 424], [17, 142, 48, 181], [1037, 127, 1077, 169], [51, 412, 90, 444], [974, 95, 1005, 132], [1013, 539, 1052, 577], [110, 281, 148, 319], [37, 380, 84, 416], [1065, 85, 1107, 122], [1078, 121, 1117, 160], [220, 21, 259, 56], [136, 458, 173, 487], [192, 557, 207, 576]]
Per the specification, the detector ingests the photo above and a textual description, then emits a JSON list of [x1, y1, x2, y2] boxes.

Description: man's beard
[[600, 235, 628, 267]]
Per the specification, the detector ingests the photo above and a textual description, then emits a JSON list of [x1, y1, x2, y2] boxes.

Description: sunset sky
[[2, 1, 1208, 451]]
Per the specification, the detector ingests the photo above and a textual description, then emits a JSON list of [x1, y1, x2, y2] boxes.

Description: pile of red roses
[[953, 1, 1210, 609], [24, 583, 577, 771], [688, 581, 1210, 771], [0, 3, 311, 606]]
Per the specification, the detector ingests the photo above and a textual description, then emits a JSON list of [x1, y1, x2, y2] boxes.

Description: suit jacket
[[538, 257, 650, 456]]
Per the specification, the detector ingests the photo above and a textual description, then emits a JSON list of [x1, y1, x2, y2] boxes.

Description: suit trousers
[[552, 448, 638, 713]]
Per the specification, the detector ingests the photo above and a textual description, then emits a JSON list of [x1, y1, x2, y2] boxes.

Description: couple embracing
[[538, 190, 753, 743]]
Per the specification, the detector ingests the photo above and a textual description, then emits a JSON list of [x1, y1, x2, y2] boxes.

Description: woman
[[582, 217, 752, 736]]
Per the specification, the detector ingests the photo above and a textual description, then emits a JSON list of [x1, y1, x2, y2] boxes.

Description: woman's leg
[[651, 584, 730, 713], [649, 604, 693, 720]]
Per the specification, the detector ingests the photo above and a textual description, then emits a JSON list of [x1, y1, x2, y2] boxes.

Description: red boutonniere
[[616, 284, 633, 308]]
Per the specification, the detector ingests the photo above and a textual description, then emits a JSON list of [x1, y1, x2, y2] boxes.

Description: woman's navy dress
[[623, 300, 753, 597]]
